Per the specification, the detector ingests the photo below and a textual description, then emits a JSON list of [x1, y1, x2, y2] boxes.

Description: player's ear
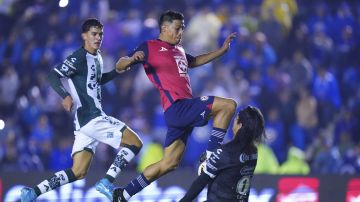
[[81, 33, 87, 41], [160, 24, 167, 33], [161, 22, 170, 33]]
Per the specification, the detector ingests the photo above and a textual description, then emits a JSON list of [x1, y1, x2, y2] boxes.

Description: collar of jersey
[[82, 47, 100, 56], [156, 39, 176, 47]]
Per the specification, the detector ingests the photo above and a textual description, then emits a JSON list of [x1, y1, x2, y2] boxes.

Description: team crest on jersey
[[174, 55, 188, 77], [200, 96, 209, 101]]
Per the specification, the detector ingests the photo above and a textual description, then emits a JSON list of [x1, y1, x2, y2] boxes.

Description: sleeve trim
[[54, 68, 65, 77]]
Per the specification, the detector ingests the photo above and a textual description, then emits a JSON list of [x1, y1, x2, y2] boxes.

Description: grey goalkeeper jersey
[[53, 47, 105, 130]]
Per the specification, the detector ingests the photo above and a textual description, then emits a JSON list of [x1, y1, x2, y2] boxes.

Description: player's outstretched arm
[[179, 172, 212, 201], [188, 32, 237, 68], [115, 51, 145, 73]]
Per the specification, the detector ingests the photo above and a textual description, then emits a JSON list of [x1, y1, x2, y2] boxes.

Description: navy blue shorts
[[163, 96, 215, 147]]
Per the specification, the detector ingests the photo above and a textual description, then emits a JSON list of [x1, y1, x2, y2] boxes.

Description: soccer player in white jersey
[[20, 18, 145, 202]]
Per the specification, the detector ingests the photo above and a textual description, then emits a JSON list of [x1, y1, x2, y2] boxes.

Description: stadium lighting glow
[[0, 119, 5, 130], [59, 0, 69, 8]]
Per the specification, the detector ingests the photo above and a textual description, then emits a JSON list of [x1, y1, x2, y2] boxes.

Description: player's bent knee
[[72, 169, 87, 180], [122, 128, 143, 149], [228, 99, 237, 112], [222, 98, 237, 114]]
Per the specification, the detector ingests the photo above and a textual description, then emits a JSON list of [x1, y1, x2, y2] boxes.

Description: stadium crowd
[[0, 0, 359, 175]]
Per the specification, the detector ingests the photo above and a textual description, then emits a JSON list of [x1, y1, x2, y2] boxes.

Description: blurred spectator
[[48, 137, 73, 171], [312, 65, 341, 127], [253, 32, 277, 71], [261, 0, 298, 33], [283, 50, 313, 93], [308, 127, 342, 174], [265, 106, 287, 163], [291, 87, 318, 150], [183, 6, 222, 54], [278, 146, 310, 175], [254, 143, 279, 174], [0, 65, 19, 116], [29, 114, 54, 165]]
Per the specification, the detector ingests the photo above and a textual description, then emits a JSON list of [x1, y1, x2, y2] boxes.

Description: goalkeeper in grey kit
[[180, 106, 266, 202]]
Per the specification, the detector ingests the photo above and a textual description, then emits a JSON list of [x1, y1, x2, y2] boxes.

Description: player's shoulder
[[68, 47, 87, 60], [146, 39, 167, 47], [57, 47, 86, 70], [147, 39, 159, 44], [63, 47, 86, 62]]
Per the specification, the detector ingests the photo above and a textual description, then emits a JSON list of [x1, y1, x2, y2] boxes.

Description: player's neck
[[158, 35, 175, 45], [83, 46, 98, 55]]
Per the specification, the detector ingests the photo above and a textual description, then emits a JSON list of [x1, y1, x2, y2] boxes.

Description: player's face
[[232, 115, 242, 136], [163, 20, 185, 44], [82, 26, 103, 53]]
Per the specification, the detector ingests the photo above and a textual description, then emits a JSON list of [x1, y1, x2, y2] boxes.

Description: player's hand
[[62, 95, 73, 112], [198, 161, 206, 176], [131, 51, 145, 62], [221, 32, 237, 52]]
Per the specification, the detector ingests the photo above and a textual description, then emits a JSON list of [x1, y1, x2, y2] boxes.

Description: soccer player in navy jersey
[[180, 106, 265, 202], [112, 10, 237, 201]]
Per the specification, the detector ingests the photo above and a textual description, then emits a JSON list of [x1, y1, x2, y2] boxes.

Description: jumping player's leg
[[206, 97, 237, 157], [114, 138, 186, 201], [20, 150, 93, 202]]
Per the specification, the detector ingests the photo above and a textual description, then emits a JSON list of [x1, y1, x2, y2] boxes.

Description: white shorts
[[71, 115, 127, 157]]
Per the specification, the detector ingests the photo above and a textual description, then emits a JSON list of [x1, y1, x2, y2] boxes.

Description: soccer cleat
[[112, 187, 127, 202], [20, 187, 37, 202], [96, 178, 114, 201]]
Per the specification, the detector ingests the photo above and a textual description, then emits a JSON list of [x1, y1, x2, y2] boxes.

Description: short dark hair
[[81, 18, 103, 33], [159, 10, 184, 30]]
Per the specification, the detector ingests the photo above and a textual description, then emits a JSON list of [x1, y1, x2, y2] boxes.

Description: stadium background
[[0, 0, 360, 201]]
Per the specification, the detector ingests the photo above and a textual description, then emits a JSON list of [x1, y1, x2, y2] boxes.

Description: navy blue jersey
[[203, 144, 258, 201]]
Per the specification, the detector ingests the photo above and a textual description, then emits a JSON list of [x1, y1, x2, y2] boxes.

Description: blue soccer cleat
[[96, 178, 114, 201], [20, 187, 37, 202]]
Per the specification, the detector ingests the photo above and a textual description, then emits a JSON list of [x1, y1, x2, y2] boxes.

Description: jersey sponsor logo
[[159, 47, 168, 51], [200, 96, 209, 101], [206, 161, 217, 171], [239, 153, 257, 163], [240, 166, 256, 175], [174, 55, 188, 77], [61, 64, 69, 72], [71, 57, 77, 63], [64, 59, 76, 69], [209, 148, 222, 164]]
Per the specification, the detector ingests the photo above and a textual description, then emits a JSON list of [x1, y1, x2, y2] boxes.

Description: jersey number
[[236, 176, 251, 195]]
